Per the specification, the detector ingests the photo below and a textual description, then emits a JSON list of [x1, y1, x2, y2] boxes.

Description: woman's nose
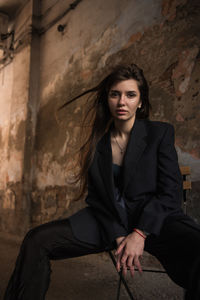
[[118, 94, 126, 105]]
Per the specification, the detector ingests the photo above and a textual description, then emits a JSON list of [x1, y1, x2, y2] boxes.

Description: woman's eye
[[109, 91, 119, 98], [127, 93, 136, 98]]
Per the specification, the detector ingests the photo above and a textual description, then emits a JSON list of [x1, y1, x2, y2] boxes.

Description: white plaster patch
[[172, 45, 199, 95], [36, 152, 69, 189], [59, 132, 70, 157], [10, 109, 26, 137], [0, 62, 13, 126], [0, 149, 23, 188], [3, 188, 16, 210], [0, 151, 9, 189], [41, 73, 62, 106], [179, 76, 190, 94], [176, 146, 200, 182], [7, 151, 23, 182]]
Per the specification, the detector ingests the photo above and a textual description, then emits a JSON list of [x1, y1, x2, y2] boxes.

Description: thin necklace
[[113, 132, 125, 154]]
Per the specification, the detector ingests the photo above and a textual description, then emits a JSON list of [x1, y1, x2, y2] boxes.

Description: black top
[[112, 163, 127, 215], [112, 163, 122, 188]]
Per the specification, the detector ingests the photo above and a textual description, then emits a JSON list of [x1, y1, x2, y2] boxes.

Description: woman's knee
[[22, 224, 51, 253], [22, 219, 69, 253]]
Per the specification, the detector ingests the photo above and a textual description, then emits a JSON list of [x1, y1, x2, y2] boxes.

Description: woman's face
[[108, 79, 141, 123]]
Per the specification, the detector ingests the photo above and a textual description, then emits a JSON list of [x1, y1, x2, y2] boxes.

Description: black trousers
[[4, 217, 200, 300]]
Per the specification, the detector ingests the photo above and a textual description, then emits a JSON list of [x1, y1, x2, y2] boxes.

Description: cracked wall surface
[[0, 0, 200, 235], [0, 1, 33, 234]]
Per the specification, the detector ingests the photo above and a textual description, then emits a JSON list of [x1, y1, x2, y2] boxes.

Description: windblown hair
[[58, 63, 150, 199]]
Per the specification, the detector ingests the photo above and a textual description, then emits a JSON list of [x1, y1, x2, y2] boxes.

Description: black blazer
[[69, 119, 196, 246]]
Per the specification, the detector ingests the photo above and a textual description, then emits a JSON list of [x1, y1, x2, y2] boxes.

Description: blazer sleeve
[[137, 124, 183, 236]]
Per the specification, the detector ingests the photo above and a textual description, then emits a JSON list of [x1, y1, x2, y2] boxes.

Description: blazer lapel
[[96, 131, 115, 203], [122, 119, 148, 192], [96, 119, 148, 203]]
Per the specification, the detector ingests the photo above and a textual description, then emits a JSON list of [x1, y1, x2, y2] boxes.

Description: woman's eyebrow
[[110, 90, 137, 93], [110, 89, 137, 92]]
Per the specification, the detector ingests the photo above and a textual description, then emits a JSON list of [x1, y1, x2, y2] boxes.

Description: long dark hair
[[58, 63, 150, 199]]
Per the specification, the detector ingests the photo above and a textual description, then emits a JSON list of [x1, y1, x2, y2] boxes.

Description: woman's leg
[[4, 218, 109, 300], [145, 218, 200, 300]]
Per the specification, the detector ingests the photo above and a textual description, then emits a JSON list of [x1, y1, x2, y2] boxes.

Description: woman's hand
[[115, 230, 145, 277]]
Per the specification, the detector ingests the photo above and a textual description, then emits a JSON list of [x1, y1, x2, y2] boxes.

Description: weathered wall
[[0, 0, 199, 235], [0, 0, 40, 234]]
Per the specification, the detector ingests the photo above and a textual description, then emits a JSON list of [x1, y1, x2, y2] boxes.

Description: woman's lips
[[116, 110, 127, 115]]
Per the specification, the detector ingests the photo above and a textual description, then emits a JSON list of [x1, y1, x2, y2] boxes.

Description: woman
[[4, 64, 200, 299]]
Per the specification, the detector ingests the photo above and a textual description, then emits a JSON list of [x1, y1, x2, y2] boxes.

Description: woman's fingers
[[127, 255, 135, 277], [116, 252, 122, 272], [121, 255, 142, 277], [115, 241, 125, 256], [122, 263, 128, 277], [134, 256, 143, 274], [129, 265, 135, 277], [121, 255, 128, 277], [121, 251, 128, 265], [121, 252, 133, 277]]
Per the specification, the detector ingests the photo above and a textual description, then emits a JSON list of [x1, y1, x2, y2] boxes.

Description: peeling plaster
[[117, 0, 162, 44], [176, 112, 184, 122], [59, 135, 70, 157], [172, 46, 199, 96], [36, 152, 69, 189], [0, 150, 23, 189], [162, 0, 187, 21], [176, 146, 200, 181], [40, 72, 62, 107], [2, 188, 16, 210], [9, 110, 26, 137], [8, 119, 26, 152], [0, 64, 13, 126], [31, 184, 75, 224], [0, 129, 8, 155], [6, 151, 23, 182]]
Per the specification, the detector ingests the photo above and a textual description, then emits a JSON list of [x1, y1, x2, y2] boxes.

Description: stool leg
[[116, 270, 122, 300], [108, 251, 135, 300], [120, 272, 135, 300]]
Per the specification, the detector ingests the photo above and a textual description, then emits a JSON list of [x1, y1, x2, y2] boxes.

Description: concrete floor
[[0, 233, 184, 300]]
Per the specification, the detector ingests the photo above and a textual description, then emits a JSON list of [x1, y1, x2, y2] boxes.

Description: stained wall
[[0, 0, 35, 234], [0, 0, 199, 235]]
